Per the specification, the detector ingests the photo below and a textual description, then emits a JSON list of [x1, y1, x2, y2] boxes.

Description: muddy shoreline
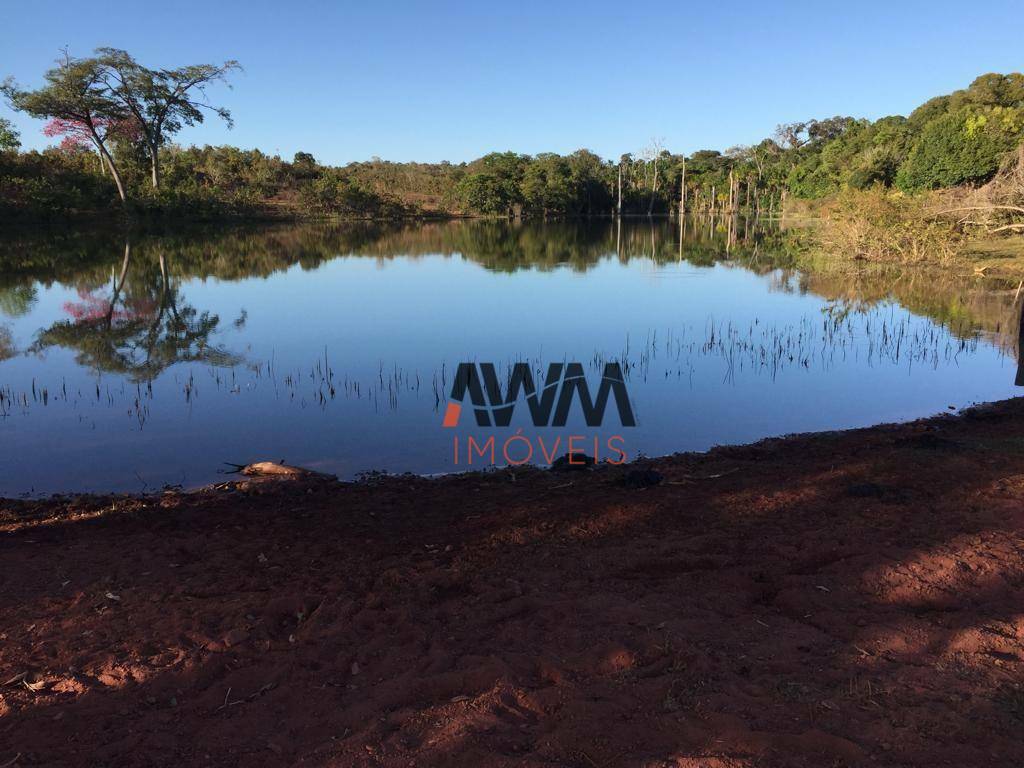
[[2, 400, 1024, 766]]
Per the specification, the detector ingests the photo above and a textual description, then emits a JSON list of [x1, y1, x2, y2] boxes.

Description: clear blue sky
[[2, 0, 1022, 165]]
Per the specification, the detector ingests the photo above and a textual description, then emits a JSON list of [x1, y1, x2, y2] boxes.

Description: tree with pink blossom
[[2, 51, 130, 203], [2, 48, 238, 204], [43, 115, 143, 172]]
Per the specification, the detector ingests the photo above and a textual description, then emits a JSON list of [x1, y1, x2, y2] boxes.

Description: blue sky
[[2, 0, 1022, 165]]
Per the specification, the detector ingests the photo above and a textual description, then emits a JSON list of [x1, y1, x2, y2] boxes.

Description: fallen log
[[223, 461, 335, 480]]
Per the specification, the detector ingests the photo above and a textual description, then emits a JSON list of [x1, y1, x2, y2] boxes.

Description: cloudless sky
[[2, 0, 1022, 165]]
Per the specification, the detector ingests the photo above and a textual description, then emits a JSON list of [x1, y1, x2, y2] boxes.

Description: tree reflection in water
[[1, 219, 1022, 494], [0, 325, 14, 361], [33, 239, 241, 380], [3, 219, 1022, 382]]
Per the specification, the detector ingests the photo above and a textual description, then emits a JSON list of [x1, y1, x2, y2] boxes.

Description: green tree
[[0, 116, 19, 151], [3, 51, 130, 202], [457, 152, 527, 215], [96, 48, 239, 190], [896, 106, 1024, 190], [456, 172, 514, 215], [566, 149, 611, 215], [521, 153, 573, 215], [907, 95, 952, 129], [953, 73, 1024, 110]]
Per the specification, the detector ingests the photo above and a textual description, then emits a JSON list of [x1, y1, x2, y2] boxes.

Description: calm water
[[0, 218, 1021, 495]]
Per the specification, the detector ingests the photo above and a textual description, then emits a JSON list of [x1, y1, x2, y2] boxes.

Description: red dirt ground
[[2, 401, 1024, 767]]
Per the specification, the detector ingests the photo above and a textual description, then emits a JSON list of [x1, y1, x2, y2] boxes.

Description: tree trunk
[[617, 164, 622, 216], [679, 158, 686, 215], [95, 140, 127, 203], [647, 156, 659, 216], [104, 239, 132, 329], [85, 118, 127, 203], [149, 140, 161, 189]]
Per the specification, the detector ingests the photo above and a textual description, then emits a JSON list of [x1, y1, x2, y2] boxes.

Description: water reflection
[[0, 326, 13, 362], [29, 241, 240, 381], [3, 218, 1019, 366], [0, 284, 36, 317], [0, 218, 1021, 494]]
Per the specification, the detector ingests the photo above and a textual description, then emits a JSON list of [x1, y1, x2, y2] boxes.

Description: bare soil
[[2, 400, 1024, 767]]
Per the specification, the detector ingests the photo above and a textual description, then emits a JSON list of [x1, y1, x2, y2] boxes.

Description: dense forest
[[1, 57, 1022, 224]]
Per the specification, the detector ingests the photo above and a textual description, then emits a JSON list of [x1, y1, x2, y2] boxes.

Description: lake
[[0, 218, 1021, 495]]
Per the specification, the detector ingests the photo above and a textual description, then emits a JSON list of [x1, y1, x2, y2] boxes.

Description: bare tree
[[642, 138, 665, 216], [773, 121, 809, 150], [679, 156, 686, 214]]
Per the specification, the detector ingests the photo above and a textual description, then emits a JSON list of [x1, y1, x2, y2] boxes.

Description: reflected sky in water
[[0, 219, 1020, 495]]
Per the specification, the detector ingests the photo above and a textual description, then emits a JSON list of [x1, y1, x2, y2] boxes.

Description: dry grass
[[810, 188, 966, 265], [939, 145, 1024, 244], [794, 165, 1024, 273]]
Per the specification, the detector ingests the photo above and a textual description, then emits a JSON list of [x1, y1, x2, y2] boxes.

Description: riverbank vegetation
[[791, 142, 1024, 269], [2, 53, 1023, 263]]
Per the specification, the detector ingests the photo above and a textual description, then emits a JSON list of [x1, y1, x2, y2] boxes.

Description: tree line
[[1, 51, 1022, 221]]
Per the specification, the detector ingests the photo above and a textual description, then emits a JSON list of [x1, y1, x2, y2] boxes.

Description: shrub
[[896, 107, 1024, 190]]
